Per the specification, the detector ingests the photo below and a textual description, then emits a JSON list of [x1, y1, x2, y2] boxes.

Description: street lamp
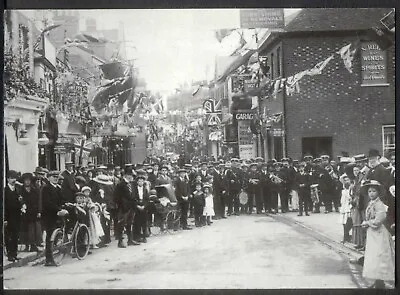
[[38, 114, 49, 146]]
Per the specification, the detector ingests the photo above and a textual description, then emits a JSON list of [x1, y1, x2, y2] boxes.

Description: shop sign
[[244, 80, 257, 92], [239, 144, 254, 160], [54, 145, 67, 154], [235, 112, 255, 120], [240, 9, 285, 29], [238, 120, 253, 145], [272, 128, 285, 136], [360, 41, 388, 86]]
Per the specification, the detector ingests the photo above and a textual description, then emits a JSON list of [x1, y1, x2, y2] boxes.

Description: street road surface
[[4, 215, 361, 289]]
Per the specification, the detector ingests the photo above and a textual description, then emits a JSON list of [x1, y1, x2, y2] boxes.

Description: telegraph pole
[[254, 29, 265, 158]]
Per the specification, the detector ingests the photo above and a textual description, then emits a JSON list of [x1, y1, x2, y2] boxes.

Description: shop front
[[4, 95, 49, 174]]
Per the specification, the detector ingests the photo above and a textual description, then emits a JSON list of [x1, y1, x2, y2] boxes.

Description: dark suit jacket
[[132, 185, 149, 210], [223, 168, 241, 192], [61, 170, 78, 203], [366, 163, 393, 197], [41, 183, 64, 224], [114, 179, 135, 213], [174, 177, 190, 202], [21, 186, 40, 222], [4, 185, 22, 225], [155, 175, 172, 186]]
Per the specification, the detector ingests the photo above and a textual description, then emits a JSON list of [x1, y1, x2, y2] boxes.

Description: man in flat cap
[[155, 165, 172, 186]]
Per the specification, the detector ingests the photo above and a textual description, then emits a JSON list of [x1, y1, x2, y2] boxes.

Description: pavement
[[3, 207, 395, 289]]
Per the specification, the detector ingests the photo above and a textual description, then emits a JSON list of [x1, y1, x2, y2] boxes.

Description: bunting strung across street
[[228, 41, 363, 102]]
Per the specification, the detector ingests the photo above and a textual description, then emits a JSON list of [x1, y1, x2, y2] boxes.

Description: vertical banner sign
[[360, 41, 388, 86], [240, 9, 285, 29], [236, 111, 256, 159]]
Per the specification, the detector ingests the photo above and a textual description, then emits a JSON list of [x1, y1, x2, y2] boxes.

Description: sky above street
[[24, 9, 300, 95]]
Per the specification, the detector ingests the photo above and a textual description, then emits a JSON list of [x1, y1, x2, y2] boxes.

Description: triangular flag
[[337, 43, 357, 73], [304, 55, 334, 76]]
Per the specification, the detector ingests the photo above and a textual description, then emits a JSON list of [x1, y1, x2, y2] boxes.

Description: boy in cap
[[192, 181, 205, 227], [133, 174, 150, 243]]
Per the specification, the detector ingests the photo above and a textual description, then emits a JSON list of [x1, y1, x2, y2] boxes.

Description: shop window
[[274, 136, 283, 160], [302, 137, 332, 158], [382, 124, 395, 155]]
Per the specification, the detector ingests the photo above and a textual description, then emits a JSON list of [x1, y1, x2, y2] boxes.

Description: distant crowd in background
[[3, 148, 395, 287]]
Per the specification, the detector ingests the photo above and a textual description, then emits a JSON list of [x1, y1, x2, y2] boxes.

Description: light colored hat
[[360, 180, 384, 196], [94, 175, 113, 185], [81, 186, 92, 192]]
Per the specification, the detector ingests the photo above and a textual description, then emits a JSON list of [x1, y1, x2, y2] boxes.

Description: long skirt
[[362, 225, 395, 281], [27, 221, 42, 245], [88, 212, 104, 245], [351, 208, 365, 246]]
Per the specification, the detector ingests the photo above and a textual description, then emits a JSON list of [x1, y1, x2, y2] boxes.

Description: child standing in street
[[203, 183, 215, 226], [192, 182, 205, 227], [339, 174, 353, 243]]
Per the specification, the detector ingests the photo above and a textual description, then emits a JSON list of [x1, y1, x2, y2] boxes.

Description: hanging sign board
[[240, 9, 285, 29], [360, 41, 388, 86]]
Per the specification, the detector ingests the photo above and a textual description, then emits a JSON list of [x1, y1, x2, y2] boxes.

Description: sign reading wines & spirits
[[360, 41, 388, 86]]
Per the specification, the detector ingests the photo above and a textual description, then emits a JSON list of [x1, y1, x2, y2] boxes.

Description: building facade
[[259, 8, 395, 160]]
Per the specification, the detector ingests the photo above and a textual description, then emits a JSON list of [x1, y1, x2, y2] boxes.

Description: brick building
[[258, 8, 395, 160]]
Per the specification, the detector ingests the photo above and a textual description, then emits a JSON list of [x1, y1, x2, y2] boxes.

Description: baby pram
[[149, 184, 181, 234]]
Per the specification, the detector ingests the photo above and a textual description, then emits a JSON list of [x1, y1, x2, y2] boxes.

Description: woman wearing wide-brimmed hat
[[19, 173, 42, 252], [90, 175, 113, 247], [360, 180, 395, 288]]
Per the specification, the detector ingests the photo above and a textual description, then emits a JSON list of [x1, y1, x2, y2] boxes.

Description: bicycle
[[49, 203, 90, 265]]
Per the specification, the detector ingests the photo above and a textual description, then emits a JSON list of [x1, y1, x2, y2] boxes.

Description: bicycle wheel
[[165, 211, 177, 233], [50, 228, 68, 265], [74, 224, 90, 260]]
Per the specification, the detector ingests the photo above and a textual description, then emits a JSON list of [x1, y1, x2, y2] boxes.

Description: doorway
[[302, 137, 333, 158]]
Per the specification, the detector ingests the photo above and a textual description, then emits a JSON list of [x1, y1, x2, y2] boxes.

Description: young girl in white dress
[[202, 184, 215, 226]]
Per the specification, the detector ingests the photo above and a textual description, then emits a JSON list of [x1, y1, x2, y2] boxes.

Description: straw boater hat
[[360, 180, 385, 197], [203, 183, 212, 190], [81, 186, 91, 193], [94, 174, 113, 185]]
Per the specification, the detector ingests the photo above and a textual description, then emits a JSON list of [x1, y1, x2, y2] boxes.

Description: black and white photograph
[[2, 6, 396, 290]]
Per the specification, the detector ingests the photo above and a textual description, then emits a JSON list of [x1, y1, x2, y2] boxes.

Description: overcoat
[[362, 198, 395, 281]]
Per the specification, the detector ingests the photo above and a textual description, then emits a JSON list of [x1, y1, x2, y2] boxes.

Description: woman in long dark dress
[[350, 166, 366, 249]]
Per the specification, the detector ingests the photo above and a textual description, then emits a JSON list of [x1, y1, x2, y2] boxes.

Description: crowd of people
[[3, 148, 395, 287]]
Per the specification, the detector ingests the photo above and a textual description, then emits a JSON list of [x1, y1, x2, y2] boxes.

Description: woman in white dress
[[202, 183, 215, 225], [360, 180, 395, 289]]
